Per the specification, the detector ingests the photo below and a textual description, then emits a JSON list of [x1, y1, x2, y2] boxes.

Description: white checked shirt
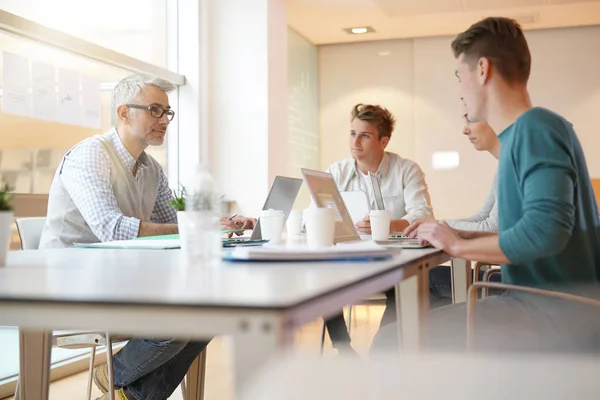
[[56, 129, 176, 242], [326, 152, 434, 223]]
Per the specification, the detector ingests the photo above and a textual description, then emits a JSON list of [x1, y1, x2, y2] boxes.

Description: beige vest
[[39, 134, 161, 248]]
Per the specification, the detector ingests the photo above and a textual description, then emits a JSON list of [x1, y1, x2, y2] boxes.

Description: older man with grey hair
[[39, 73, 252, 399]]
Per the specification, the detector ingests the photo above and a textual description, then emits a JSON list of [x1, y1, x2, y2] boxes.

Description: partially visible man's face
[[129, 85, 171, 147], [456, 53, 486, 123], [349, 118, 387, 162], [462, 119, 497, 152]]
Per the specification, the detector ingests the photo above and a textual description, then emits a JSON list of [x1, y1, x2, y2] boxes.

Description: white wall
[[319, 25, 600, 219], [200, 0, 288, 216], [526, 27, 600, 178], [319, 39, 416, 165]]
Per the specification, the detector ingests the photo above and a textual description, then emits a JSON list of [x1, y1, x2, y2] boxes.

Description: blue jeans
[[113, 338, 210, 400]]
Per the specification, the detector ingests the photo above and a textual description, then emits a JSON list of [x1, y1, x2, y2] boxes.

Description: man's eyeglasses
[[126, 104, 175, 121], [462, 113, 471, 124]]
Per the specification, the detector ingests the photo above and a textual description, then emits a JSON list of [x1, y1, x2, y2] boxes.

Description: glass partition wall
[[0, 4, 184, 396]]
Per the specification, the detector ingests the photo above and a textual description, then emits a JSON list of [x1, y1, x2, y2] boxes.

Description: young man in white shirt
[[326, 104, 434, 234], [324, 103, 434, 354]]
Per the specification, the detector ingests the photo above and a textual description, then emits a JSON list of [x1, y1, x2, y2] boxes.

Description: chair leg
[[86, 346, 97, 400], [14, 378, 20, 400], [180, 377, 187, 400], [346, 306, 353, 336], [106, 333, 115, 400], [319, 321, 326, 355]]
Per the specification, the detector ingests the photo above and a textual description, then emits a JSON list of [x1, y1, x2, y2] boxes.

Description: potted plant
[[169, 186, 187, 249], [0, 183, 14, 266]]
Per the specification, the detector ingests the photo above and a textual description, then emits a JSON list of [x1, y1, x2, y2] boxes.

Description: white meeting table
[[0, 247, 449, 400]]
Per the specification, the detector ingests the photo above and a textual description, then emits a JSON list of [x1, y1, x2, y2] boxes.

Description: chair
[[14, 217, 191, 400], [473, 261, 500, 283], [466, 281, 600, 350], [481, 269, 502, 298], [15, 217, 120, 400], [472, 262, 502, 299], [14, 217, 46, 250]]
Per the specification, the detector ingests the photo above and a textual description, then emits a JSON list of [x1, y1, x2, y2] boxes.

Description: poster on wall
[[1, 51, 30, 117], [58, 68, 80, 126], [81, 74, 102, 129], [31, 60, 57, 121]]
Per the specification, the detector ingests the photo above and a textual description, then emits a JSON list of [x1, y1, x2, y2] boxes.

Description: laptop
[[301, 168, 361, 244], [367, 172, 428, 248], [223, 176, 303, 247]]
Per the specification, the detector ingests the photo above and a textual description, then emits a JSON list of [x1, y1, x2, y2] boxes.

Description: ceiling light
[[377, 51, 391, 57], [343, 26, 376, 35]]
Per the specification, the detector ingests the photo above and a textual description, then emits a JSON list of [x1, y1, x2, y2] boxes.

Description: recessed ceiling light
[[343, 26, 376, 35], [377, 51, 391, 57]]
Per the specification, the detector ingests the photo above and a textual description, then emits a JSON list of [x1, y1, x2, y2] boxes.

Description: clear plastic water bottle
[[185, 163, 221, 267]]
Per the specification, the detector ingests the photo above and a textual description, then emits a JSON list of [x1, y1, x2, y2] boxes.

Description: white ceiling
[[285, 0, 600, 44]]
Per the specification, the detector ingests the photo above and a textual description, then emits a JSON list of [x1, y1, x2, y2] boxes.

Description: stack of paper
[[225, 241, 400, 262]]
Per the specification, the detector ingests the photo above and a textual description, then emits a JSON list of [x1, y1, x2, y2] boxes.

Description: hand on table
[[221, 215, 257, 238], [404, 220, 462, 255]]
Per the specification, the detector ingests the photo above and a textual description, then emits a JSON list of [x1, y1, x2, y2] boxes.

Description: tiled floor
[[3, 305, 385, 400]]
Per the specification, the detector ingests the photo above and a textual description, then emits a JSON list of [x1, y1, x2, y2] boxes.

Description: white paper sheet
[[81, 74, 101, 129], [31, 60, 57, 121], [2, 51, 30, 117], [58, 68, 80, 126]]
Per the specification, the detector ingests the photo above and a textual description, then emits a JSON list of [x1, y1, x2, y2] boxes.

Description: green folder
[[135, 234, 179, 241]]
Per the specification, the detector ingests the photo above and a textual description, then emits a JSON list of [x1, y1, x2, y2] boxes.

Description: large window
[[0, 3, 183, 394], [0, 0, 168, 67], [0, 29, 143, 194]]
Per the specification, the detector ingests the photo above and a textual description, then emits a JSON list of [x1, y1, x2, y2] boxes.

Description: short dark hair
[[351, 104, 396, 139], [451, 17, 531, 85]]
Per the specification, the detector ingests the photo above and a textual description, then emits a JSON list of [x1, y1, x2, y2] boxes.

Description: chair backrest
[[15, 217, 47, 250]]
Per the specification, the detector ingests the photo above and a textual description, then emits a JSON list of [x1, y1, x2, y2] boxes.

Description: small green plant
[[169, 186, 186, 211], [169, 185, 225, 212], [0, 183, 14, 212]]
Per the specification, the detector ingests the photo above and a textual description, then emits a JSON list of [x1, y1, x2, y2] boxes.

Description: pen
[[228, 213, 238, 220]]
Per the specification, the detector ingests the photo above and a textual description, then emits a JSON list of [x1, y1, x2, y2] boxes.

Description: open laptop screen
[[301, 168, 360, 243]]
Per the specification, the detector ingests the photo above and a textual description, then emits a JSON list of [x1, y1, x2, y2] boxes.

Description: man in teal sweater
[[400, 17, 600, 352]]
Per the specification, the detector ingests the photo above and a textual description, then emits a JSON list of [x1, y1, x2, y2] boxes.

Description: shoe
[[95, 388, 128, 400], [335, 343, 360, 358], [92, 363, 109, 393]]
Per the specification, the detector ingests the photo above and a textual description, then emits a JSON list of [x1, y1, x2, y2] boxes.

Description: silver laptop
[[367, 172, 428, 248], [301, 168, 361, 244], [223, 176, 303, 246]]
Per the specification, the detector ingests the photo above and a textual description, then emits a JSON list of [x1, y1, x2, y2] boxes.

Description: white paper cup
[[369, 210, 391, 241], [304, 207, 335, 249], [177, 211, 188, 251], [259, 209, 285, 244], [286, 210, 303, 237]]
